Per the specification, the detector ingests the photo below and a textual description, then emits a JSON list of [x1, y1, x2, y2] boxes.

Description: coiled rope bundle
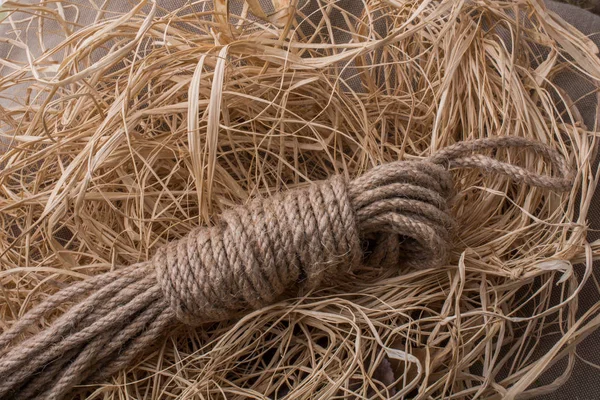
[[0, 137, 573, 399]]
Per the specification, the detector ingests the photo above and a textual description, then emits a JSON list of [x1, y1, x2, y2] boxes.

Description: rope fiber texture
[[0, 136, 574, 399]]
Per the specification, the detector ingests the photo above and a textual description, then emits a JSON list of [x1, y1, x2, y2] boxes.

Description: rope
[[0, 136, 574, 399]]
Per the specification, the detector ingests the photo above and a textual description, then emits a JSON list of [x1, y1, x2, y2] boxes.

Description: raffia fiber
[[1, 0, 600, 398]]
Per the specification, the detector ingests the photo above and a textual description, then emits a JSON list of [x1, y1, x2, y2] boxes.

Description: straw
[[0, 0, 599, 398]]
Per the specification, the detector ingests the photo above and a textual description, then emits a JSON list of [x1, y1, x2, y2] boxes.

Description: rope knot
[[154, 176, 362, 325], [155, 160, 461, 325]]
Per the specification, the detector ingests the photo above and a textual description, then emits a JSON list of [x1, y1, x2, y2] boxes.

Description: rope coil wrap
[[0, 137, 574, 399], [156, 176, 362, 325]]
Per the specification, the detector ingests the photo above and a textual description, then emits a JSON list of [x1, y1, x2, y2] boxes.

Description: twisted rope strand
[[18, 302, 164, 400], [0, 265, 141, 350], [428, 136, 573, 190], [0, 137, 574, 399]]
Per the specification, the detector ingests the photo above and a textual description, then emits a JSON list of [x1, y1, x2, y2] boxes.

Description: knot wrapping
[[155, 161, 455, 325], [155, 176, 363, 325], [0, 136, 574, 399]]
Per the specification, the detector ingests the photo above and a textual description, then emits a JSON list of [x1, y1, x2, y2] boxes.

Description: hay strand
[[1, 0, 600, 398]]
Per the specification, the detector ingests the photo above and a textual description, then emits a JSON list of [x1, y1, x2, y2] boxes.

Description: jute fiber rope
[[0, 136, 573, 399]]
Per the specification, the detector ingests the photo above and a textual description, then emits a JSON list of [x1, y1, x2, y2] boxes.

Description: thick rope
[[0, 137, 573, 399]]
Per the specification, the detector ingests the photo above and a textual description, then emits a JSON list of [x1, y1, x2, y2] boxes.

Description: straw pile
[[1, 0, 600, 398]]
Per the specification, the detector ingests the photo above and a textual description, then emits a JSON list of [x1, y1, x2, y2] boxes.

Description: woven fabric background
[[1, 0, 600, 398], [534, 4, 600, 399]]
